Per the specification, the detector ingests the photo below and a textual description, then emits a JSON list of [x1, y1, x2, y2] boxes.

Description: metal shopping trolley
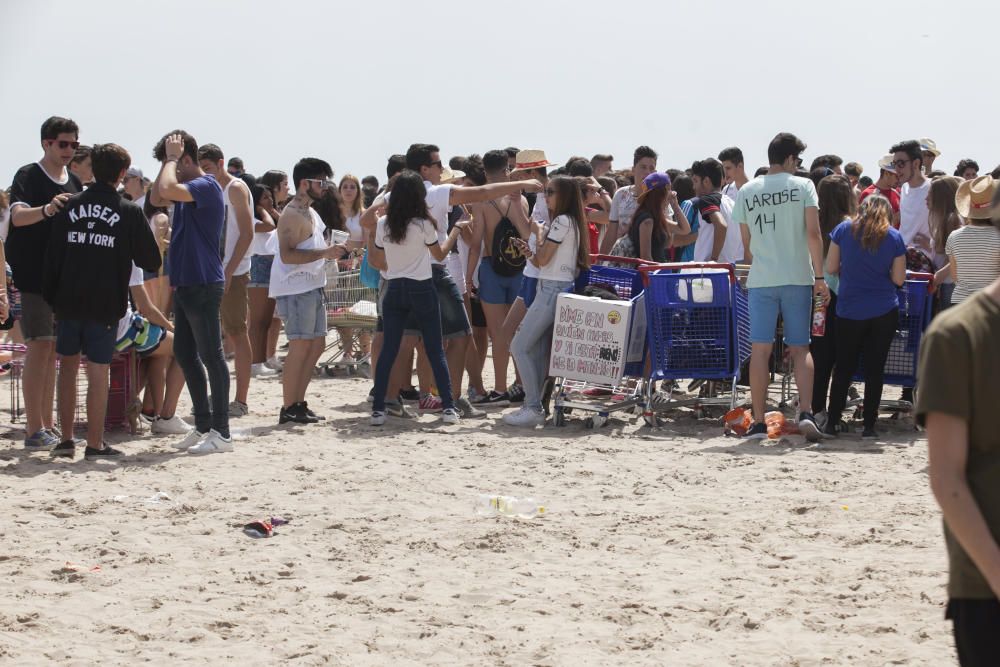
[[847, 273, 934, 418], [319, 231, 378, 378], [639, 262, 751, 425], [549, 255, 650, 429]]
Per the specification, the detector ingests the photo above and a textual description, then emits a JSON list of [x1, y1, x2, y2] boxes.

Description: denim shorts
[[748, 284, 813, 347], [248, 255, 274, 288], [404, 264, 471, 339], [56, 319, 116, 364], [478, 261, 523, 305], [518, 276, 539, 308], [275, 287, 327, 340]]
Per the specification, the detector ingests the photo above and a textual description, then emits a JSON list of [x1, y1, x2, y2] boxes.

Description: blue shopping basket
[[640, 263, 751, 381]]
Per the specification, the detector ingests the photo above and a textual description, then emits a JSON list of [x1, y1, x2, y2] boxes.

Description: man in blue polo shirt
[[150, 131, 232, 455]]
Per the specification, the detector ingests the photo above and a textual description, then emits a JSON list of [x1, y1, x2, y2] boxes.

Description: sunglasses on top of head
[[48, 139, 80, 150]]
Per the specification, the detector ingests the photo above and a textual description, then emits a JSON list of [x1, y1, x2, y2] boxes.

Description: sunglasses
[[428, 160, 443, 169], [891, 159, 911, 169], [48, 140, 80, 150], [305, 178, 334, 187]]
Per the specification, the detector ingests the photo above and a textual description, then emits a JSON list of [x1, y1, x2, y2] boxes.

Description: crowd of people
[[1, 118, 999, 453], [2, 116, 1000, 657]]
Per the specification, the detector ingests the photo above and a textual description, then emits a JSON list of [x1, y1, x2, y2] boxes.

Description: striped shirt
[[946, 224, 1000, 304]]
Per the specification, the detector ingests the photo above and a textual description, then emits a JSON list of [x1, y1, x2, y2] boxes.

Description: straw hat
[[955, 175, 998, 219], [877, 154, 896, 173], [919, 138, 941, 157], [440, 167, 466, 184], [509, 149, 560, 174]]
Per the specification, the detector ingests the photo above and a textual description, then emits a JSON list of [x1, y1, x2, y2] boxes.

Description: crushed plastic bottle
[[475, 494, 546, 518]]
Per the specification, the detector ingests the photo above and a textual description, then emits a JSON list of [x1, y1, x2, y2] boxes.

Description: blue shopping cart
[[639, 262, 751, 424]]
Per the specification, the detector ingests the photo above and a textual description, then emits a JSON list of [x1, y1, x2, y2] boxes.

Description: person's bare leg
[[56, 352, 80, 442], [358, 331, 371, 358], [41, 345, 57, 429], [146, 354, 169, 416], [386, 335, 417, 400], [415, 342, 433, 393], [162, 361, 185, 419], [228, 331, 252, 404], [267, 318, 281, 360], [445, 335, 468, 398], [482, 302, 513, 392], [789, 345, 814, 414], [750, 343, 773, 422], [464, 333, 486, 397], [248, 288, 274, 364], [24, 340, 56, 434], [296, 337, 327, 403], [336, 327, 355, 360], [281, 339, 311, 408], [84, 361, 110, 449]]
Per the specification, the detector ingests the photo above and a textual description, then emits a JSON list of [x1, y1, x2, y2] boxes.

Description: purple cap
[[642, 171, 671, 192]]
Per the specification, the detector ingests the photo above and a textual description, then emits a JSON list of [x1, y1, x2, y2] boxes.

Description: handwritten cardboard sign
[[548, 293, 643, 386]]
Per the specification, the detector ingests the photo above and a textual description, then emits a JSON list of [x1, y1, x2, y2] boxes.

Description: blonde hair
[[338, 174, 364, 218], [853, 195, 892, 253], [927, 176, 963, 254]]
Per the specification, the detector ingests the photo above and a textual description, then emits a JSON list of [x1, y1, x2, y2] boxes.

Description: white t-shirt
[[116, 264, 147, 339], [899, 179, 932, 249], [375, 216, 438, 281], [691, 193, 744, 264], [722, 181, 740, 201], [609, 186, 640, 236], [382, 182, 454, 267], [345, 212, 363, 243], [537, 214, 579, 282], [222, 180, 253, 275], [524, 197, 550, 279]]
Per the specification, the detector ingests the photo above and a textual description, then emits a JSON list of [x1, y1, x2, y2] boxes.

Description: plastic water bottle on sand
[[475, 495, 546, 518]]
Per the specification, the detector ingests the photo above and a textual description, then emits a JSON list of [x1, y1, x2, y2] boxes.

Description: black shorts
[[403, 264, 471, 340], [947, 598, 1000, 666], [469, 292, 487, 328]]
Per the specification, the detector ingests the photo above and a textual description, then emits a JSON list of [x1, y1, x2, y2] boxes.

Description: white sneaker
[[502, 407, 545, 427], [371, 411, 386, 426], [152, 415, 193, 435], [265, 356, 283, 371], [251, 363, 277, 377], [187, 429, 233, 455], [172, 429, 207, 450], [441, 407, 460, 425]]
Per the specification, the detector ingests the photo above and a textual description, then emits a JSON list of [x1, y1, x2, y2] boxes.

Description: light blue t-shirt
[[732, 172, 818, 289]]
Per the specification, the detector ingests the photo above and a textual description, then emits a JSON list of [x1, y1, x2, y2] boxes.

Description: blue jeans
[[373, 278, 453, 413], [174, 284, 230, 437], [510, 279, 573, 412]]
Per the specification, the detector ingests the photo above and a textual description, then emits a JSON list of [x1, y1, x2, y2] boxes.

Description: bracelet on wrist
[[814, 276, 825, 281], [41, 204, 51, 219]]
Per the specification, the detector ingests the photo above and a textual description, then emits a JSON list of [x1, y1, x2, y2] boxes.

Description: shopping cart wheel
[[553, 407, 566, 427], [588, 415, 607, 429], [323, 365, 338, 378]]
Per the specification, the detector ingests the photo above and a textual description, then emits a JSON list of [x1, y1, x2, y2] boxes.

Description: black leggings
[[810, 291, 838, 415], [827, 308, 898, 428]]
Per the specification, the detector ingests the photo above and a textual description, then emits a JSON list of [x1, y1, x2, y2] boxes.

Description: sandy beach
[[0, 358, 955, 666]]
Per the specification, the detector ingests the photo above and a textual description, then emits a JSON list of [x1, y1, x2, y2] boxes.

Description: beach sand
[[0, 359, 955, 665]]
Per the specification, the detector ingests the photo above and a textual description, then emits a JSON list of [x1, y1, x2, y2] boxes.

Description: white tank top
[[222, 179, 253, 276], [268, 207, 328, 298]]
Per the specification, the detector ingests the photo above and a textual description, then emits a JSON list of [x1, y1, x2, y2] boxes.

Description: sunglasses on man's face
[[48, 140, 80, 150], [305, 178, 334, 187], [428, 160, 443, 169], [892, 159, 911, 169]]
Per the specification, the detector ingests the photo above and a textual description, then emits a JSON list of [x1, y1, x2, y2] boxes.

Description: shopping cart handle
[[589, 254, 657, 266], [905, 271, 935, 294]]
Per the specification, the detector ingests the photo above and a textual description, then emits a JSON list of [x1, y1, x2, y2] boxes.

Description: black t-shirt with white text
[[7, 163, 83, 293]]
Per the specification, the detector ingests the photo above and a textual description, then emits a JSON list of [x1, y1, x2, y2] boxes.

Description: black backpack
[[489, 200, 526, 277]]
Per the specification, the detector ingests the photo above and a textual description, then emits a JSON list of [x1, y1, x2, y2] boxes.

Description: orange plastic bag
[[724, 407, 752, 435]]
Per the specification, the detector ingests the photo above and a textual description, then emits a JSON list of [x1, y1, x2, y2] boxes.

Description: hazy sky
[[2, 0, 995, 186]]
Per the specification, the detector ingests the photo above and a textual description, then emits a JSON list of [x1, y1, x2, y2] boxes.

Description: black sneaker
[[84, 444, 124, 460], [300, 401, 325, 421], [399, 388, 420, 403], [482, 390, 509, 407], [506, 384, 525, 404], [745, 422, 768, 439], [50, 439, 78, 459], [861, 427, 878, 440], [279, 405, 318, 425], [823, 419, 840, 438], [797, 412, 822, 442]]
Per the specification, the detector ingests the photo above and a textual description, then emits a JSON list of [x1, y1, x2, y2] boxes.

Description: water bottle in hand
[[475, 494, 546, 518]]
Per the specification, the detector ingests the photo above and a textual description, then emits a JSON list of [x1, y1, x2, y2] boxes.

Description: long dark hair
[[628, 186, 668, 254], [817, 175, 856, 254], [311, 186, 346, 233], [547, 176, 590, 272], [250, 183, 273, 211], [385, 170, 432, 244]]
